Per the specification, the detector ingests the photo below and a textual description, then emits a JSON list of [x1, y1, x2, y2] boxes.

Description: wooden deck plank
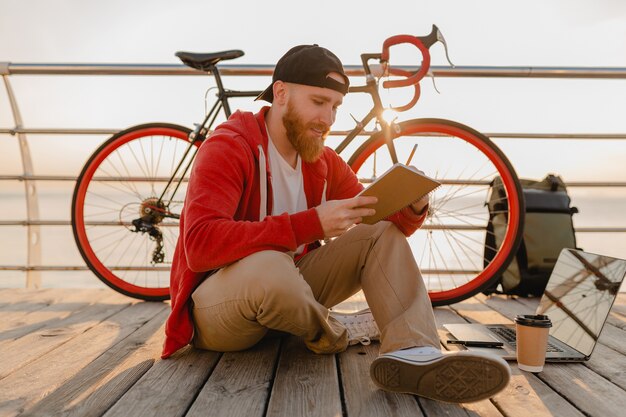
[[0, 289, 108, 339], [186, 337, 281, 417], [103, 346, 220, 417], [0, 289, 55, 310], [417, 398, 473, 417], [0, 300, 163, 417], [594, 324, 626, 356], [337, 343, 425, 417], [0, 291, 131, 379], [450, 296, 626, 417], [0, 288, 85, 332], [433, 307, 582, 417], [615, 294, 626, 315], [537, 363, 626, 417], [491, 366, 586, 417], [584, 343, 626, 390], [608, 312, 626, 329], [418, 396, 505, 417], [459, 399, 507, 417], [266, 336, 342, 417], [21, 308, 169, 417]]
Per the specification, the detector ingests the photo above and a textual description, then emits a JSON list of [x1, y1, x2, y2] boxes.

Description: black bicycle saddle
[[175, 50, 244, 71]]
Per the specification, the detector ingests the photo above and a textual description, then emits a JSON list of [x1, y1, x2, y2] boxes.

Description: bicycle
[[71, 25, 525, 305]]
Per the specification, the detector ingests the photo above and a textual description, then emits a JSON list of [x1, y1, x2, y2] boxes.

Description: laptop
[[444, 248, 626, 361]]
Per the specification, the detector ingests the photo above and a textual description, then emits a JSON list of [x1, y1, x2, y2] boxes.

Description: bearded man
[[162, 44, 510, 403]]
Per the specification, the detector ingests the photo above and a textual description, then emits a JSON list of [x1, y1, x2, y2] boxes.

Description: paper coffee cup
[[514, 314, 552, 372]]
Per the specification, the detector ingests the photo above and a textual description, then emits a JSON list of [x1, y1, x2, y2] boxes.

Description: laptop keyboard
[[487, 326, 564, 352]]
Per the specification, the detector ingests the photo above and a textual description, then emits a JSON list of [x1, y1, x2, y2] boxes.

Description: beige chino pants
[[191, 221, 440, 354]]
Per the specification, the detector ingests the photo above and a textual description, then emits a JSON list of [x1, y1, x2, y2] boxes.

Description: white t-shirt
[[267, 131, 307, 255]]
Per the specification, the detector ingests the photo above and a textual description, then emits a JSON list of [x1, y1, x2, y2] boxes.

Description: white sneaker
[[330, 308, 380, 346], [370, 349, 511, 403]]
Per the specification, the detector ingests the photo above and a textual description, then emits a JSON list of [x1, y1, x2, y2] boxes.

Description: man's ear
[[272, 81, 288, 105]]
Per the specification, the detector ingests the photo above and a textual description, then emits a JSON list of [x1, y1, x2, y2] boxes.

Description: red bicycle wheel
[[348, 118, 524, 306], [72, 123, 196, 301]]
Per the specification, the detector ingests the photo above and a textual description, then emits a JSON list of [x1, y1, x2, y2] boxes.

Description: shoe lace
[[333, 310, 380, 346]]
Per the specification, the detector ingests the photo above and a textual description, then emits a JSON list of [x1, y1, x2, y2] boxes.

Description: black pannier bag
[[483, 174, 578, 297]]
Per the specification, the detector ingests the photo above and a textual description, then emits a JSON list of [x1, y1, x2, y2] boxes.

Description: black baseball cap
[[256, 44, 350, 103]]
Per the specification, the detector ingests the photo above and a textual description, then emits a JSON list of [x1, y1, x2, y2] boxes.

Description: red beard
[[282, 102, 330, 163]]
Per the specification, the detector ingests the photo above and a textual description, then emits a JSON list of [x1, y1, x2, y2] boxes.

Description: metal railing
[[2, 62, 626, 286]]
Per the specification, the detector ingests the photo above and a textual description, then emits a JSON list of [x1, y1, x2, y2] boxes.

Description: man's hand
[[315, 196, 377, 238]]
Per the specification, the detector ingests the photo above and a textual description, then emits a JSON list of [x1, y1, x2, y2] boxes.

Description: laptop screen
[[536, 249, 626, 356]]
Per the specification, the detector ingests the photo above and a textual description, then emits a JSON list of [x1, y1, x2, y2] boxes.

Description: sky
[[1, 0, 626, 286], [1, 0, 626, 183]]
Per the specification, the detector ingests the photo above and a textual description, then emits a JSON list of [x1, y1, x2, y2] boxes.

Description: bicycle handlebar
[[380, 25, 451, 90], [387, 67, 421, 112], [381, 34, 431, 89]]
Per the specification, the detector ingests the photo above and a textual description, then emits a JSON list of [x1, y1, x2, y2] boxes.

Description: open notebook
[[357, 164, 440, 224]]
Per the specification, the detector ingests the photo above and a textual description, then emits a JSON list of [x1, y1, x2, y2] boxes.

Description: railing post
[[2, 74, 41, 288]]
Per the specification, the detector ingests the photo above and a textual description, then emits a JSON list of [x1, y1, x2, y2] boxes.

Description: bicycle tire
[[348, 118, 525, 306], [72, 123, 195, 301]]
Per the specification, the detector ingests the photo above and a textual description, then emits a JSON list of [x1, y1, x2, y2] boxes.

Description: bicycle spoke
[[139, 137, 151, 179], [418, 232, 429, 266], [169, 138, 180, 180], [87, 227, 127, 243], [87, 227, 127, 252], [150, 136, 155, 179], [433, 186, 490, 209], [155, 136, 166, 181], [434, 209, 488, 221], [432, 210, 483, 270], [138, 137, 157, 197], [92, 178, 144, 201], [433, 210, 482, 271], [100, 229, 138, 266], [85, 190, 132, 211], [441, 226, 481, 277], [111, 149, 144, 199], [432, 207, 486, 230], [125, 234, 149, 282], [127, 140, 151, 180], [164, 229, 178, 253], [444, 228, 488, 260], [113, 231, 143, 271], [430, 231, 455, 289], [437, 169, 496, 208]]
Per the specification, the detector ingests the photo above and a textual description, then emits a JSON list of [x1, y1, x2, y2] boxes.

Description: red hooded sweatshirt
[[161, 107, 426, 358]]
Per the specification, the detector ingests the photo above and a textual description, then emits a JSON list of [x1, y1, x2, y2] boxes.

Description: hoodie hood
[[217, 107, 330, 178], [211, 107, 270, 163], [213, 106, 330, 211]]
